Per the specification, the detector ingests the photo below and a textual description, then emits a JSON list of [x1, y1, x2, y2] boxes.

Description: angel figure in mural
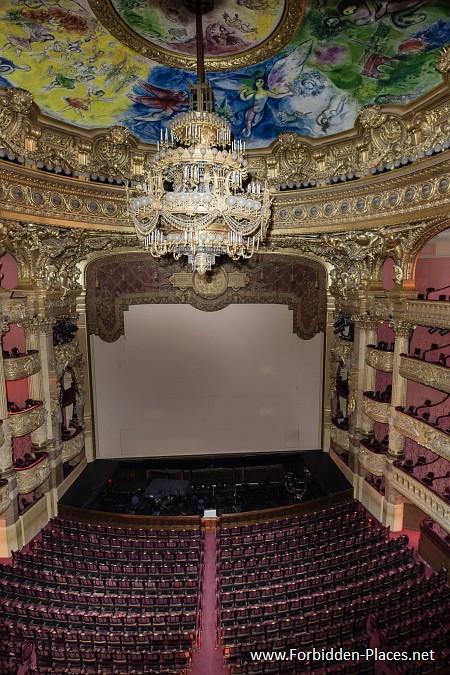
[[125, 80, 190, 125], [237, 41, 325, 138]]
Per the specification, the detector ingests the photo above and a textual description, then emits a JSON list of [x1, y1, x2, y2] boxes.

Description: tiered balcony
[[366, 346, 394, 372], [3, 350, 40, 381], [8, 402, 46, 437], [330, 419, 349, 451], [399, 355, 450, 394], [14, 452, 50, 494], [62, 427, 85, 462], [0, 478, 11, 514], [392, 463, 450, 534], [393, 408, 450, 462], [363, 393, 390, 424]]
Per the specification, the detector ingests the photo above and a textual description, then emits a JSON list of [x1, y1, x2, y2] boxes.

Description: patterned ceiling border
[[86, 252, 326, 342], [87, 0, 305, 72]]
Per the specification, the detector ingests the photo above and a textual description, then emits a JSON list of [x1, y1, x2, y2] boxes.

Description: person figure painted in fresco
[[240, 77, 290, 138], [333, 0, 428, 26]]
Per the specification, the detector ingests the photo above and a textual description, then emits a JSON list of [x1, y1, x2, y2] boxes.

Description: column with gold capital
[[0, 320, 13, 476], [387, 320, 414, 460], [352, 315, 380, 438]]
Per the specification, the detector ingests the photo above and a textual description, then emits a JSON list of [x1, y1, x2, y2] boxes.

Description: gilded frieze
[[392, 408, 450, 463], [391, 465, 450, 534]]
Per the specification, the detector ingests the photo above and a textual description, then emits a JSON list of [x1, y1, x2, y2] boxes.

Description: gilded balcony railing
[[391, 464, 450, 534], [8, 403, 46, 437], [3, 351, 40, 381], [62, 430, 84, 463], [366, 346, 394, 372], [359, 445, 387, 476], [330, 421, 349, 451], [362, 395, 390, 424], [14, 454, 50, 494], [392, 408, 450, 462], [399, 355, 450, 394]]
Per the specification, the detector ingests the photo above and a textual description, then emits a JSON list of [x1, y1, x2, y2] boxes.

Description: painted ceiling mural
[[0, 0, 449, 148]]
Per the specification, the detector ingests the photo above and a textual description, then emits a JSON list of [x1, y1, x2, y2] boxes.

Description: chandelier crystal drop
[[128, 3, 271, 275]]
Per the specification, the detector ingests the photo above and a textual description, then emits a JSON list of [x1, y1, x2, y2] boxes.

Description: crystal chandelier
[[128, 2, 271, 275]]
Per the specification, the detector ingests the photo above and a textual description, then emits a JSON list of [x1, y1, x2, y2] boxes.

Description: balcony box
[[399, 355, 450, 394], [359, 443, 387, 476], [393, 408, 450, 462], [3, 351, 40, 381], [14, 453, 50, 494], [62, 428, 84, 462], [363, 394, 390, 423], [366, 346, 394, 372], [9, 402, 46, 437], [330, 419, 349, 451]]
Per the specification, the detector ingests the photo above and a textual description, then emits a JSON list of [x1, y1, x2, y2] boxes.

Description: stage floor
[[59, 451, 351, 517]]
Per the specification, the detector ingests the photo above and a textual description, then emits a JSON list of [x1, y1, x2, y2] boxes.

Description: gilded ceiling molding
[[87, 0, 305, 73], [86, 253, 326, 343], [0, 74, 450, 191], [272, 163, 450, 231]]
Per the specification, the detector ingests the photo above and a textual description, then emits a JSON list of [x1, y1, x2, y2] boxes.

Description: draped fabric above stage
[[86, 254, 326, 343]]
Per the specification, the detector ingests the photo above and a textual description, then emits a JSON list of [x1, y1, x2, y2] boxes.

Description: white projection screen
[[91, 304, 323, 458]]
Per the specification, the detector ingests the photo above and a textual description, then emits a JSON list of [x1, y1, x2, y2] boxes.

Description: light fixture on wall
[[128, 0, 271, 275]]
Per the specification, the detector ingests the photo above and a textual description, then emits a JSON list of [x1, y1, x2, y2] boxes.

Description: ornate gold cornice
[[3, 351, 40, 381], [8, 404, 46, 438], [365, 347, 394, 373], [61, 431, 84, 463], [391, 465, 450, 534], [15, 455, 50, 495], [359, 446, 386, 477], [362, 395, 390, 424], [400, 356, 450, 395], [330, 422, 349, 452], [392, 408, 450, 463]]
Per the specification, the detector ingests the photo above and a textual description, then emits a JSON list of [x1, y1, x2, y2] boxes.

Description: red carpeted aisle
[[190, 531, 228, 675]]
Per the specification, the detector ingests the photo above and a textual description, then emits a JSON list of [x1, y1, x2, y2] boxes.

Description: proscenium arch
[[85, 252, 327, 343]]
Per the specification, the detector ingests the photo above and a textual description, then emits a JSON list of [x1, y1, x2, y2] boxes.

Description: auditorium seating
[[1, 501, 449, 674], [217, 501, 449, 674], [0, 519, 204, 674]]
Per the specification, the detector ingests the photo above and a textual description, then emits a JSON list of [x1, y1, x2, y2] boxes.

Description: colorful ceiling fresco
[[0, 0, 449, 148]]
